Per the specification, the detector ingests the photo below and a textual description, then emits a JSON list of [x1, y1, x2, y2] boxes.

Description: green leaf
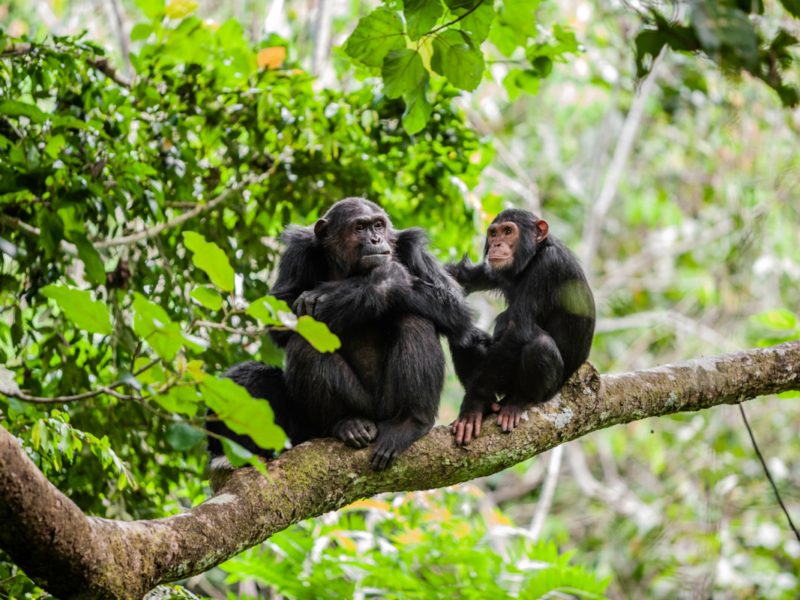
[[219, 437, 268, 475], [136, 0, 164, 19], [402, 83, 432, 134], [182, 232, 235, 292], [164, 0, 198, 18], [691, 1, 758, 68], [489, 23, 521, 57], [500, 0, 541, 37], [247, 295, 293, 326], [444, 0, 480, 9], [132, 292, 172, 338], [166, 422, 205, 450], [133, 293, 206, 361], [457, 1, 495, 45], [503, 69, 540, 100], [405, 0, 443, 41], [343, 8, 406, 68], [0, 100, 47, 123], [779, 390, 800, 399], [635, 30, 667, 78], [130, 23, 154, 41], [752, 309, 798, 331], [296, 316, 341, 353], [154, 385, 201, 415], [382, 49, 428, 99], [200, 376, 286, 450], [780, 0, 800, 17], [71, 234, 106, 287], [41, 286, 113, 335], [431, 30, 485, 91], [190, 286, 223, 311]]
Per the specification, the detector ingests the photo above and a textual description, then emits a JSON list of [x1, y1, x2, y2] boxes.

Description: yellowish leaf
[[187, 360, 206, 382], [393, 528, 425, 545], [257, 47, 286, 70], [344, 498, 390, 511], [164, 0, 197, 19], [482, 507, 513, 528], [330, 531, 357, 552]]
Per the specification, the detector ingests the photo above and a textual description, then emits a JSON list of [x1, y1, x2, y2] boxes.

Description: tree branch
[[1, 340, 799, 600]]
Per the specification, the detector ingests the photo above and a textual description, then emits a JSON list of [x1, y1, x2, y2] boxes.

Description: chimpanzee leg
[[369, 316, 445, 470], [449, 326, 493, 390], [284, 335, 377, 448], [452, 330, 527, 445], [496, 329, 564, 433]]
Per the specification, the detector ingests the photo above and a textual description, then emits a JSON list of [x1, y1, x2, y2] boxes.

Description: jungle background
[[1, 0, 800, 597]]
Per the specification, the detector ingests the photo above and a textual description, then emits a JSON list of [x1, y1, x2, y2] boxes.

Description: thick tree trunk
[[1, 340, 799, 600]]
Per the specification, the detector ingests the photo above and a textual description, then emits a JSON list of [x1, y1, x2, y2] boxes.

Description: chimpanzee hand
[[496, 401, 524, 433], [451, 401, 501, 446], [332, 417, 378, 449], [369, 433, 403, 470], [293, 289, 328, 320]]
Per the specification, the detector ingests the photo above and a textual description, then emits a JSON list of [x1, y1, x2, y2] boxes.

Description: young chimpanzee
[[207, 198, 476, 470], [448, 209, 595, 445]]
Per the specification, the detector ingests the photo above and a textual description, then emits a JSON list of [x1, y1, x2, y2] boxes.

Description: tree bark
[[1, 340, 799, 600]]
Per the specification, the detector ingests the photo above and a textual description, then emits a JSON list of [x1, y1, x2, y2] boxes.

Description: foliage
[[221, 487, 610, 599], [0, 4, 485, 530]]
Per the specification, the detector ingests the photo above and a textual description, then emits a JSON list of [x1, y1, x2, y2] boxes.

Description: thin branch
[[580, 48, 666, 272], [0, 359, 159, 405], [94, 173, 263, 248], [739, 402, 800, 542], [528, 445, 563, 540], [427, 0, 485, 36], [0, 213, 78, 255]]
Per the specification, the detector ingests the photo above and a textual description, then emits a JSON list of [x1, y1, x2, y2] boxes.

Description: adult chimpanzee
[[207, 198, 477, 471], [448, 208, 595, 446]]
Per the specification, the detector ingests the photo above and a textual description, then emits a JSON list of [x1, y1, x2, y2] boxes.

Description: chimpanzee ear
[[313, 219, 329, 239], [534, 220, 549, 243]]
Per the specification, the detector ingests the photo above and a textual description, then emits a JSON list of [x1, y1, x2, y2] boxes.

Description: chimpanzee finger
[[354, 424, 370, 446], [473, 414, 482, 438], [454, 421, 465, 445], [366, 421, 378, 441], [514, 412, 521, 427], [463, 422, 473, 445], [293, 297, 305, 316]]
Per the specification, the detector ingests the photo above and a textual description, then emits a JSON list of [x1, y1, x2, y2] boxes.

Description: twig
[[528, 445, 563, 540], [193, 320, 271, 337], [95, 173, 264, 248], [85, 56, 132, 88], [0, 213, 78, 256], [1, 359, 159, 405], [580, 47, 666, 272], [427, 0, 485, 36], [739, 403, 800, 543]]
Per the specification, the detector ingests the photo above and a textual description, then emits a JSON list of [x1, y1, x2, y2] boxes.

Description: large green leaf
[[0, 100, 47, 123], [41, 286, 113, 335], [500, 0, 541, 37], [402, 82, 433, 134], [200, 375, 286, 450], [296, 316, 341, 353], [133, 293, 206, 361], [431, 30, 485, 91], [343, 8, 406, 68], [690, 0, 758, 68], [457, 0, 495, 45], [382, 49, 428, 99], [182, 232, 235, 293], [780, 0, 800, 17], [190, 286, 223, 311], [247, 295, 292, 326], [752, 309, 798, 331], [71, 234, 106, 287], [405, 0, 443, 41], [166, 422, 205, 450]]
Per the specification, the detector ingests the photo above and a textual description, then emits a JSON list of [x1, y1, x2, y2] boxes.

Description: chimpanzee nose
[[370, 233, 382, 244]]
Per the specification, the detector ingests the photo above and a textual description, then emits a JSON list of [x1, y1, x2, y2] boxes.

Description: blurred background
[[2, 0, 800, 597]]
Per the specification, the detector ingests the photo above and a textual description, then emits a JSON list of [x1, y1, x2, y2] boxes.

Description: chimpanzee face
[[351, 213, 392, 270], [486, 221, 519, 271], [314, 199, 394, 276]]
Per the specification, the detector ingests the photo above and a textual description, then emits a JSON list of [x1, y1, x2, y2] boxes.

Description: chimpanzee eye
[[356, 224, 365, 232], [490, 231, 496, 237], [506, 228, 512, 235], [375, 221, 383, 229]]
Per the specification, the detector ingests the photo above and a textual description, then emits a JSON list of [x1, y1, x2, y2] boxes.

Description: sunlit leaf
[[190, 286, 223, 311], [257, 47, 287, 70], [431, 30, 484, 91], [296, 316, 341, 353], [382, 49, 427, 99], [164, 0, 198, 19], [182, 232, 235, 292], [41, 286, 113, 335], [343, 8, 406, 68], [405, 0, 443, 41]]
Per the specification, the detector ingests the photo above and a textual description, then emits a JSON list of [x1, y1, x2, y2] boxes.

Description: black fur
[[207, 198, 476, 470], [448, 208, 596, 443]]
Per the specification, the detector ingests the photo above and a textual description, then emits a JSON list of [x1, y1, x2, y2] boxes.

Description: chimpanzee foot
[[333, 417, 378, 448], [496, 403, 525, 433]]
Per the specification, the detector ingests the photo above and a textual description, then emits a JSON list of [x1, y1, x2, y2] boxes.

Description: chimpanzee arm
[[293, 260, 413, 333], [446, 255, 500, 294], [393, 228, 475, 342], [268, 225, 328, 347]]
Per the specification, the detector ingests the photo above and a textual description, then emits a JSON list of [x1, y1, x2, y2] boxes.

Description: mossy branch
[[1, 340, 799, 600]]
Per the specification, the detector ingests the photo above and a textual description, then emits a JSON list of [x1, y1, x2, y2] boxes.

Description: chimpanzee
[[207, 198, 477, 470], [448, 208, 595, 445]]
